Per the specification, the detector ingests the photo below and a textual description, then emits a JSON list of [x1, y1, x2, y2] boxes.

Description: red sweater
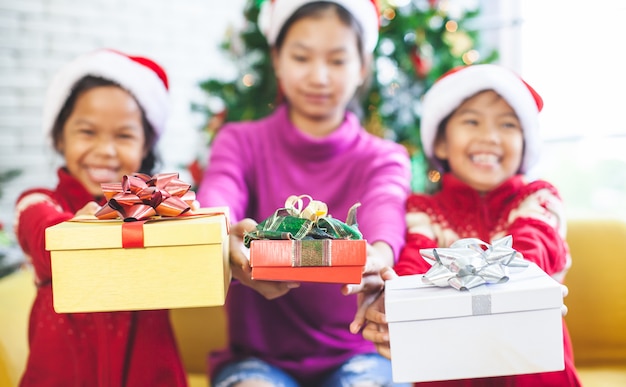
[[15, 168, 187, 387], [395, 173, 582, 387]]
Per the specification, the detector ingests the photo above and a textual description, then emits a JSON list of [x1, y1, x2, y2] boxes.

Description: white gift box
[[385, 262, 565, 383]]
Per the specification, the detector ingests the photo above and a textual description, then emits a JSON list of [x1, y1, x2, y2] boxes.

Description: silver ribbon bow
[[420, 235, 529, 291]]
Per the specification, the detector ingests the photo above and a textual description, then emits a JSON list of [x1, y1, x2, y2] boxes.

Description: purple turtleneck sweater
[[196, 104, 411, 383]]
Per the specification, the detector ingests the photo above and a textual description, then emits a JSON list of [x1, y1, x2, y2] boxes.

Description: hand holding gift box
[[384, 236, 565, 383], [46, 173, 230, 313], [245, 195, 367, 284]]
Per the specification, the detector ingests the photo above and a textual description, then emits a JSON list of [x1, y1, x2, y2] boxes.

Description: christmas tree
[[193, 0, 498, 192]]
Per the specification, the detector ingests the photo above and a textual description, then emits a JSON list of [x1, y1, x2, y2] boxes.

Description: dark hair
[[418, 115, 451, 194], [275, 2, 365, 56], [273, 1, 373, 119], [430, 114, 451, 174], [50, 75, 160, 174]]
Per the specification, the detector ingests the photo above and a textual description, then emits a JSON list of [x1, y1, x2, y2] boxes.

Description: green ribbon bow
[[244, 195, 363, 248]]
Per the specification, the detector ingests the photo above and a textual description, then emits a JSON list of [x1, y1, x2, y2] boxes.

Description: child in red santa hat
[[357, 63, 583, 386], [14, 49, 188, 386]]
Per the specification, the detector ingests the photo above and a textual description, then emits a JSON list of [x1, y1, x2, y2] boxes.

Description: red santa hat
[[420, 64, 544, 173], [258, 0, 380, 53], [42, 48, 170, 140]]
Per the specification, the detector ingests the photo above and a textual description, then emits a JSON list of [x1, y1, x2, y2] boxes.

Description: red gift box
[[250, 239, 366, 284]]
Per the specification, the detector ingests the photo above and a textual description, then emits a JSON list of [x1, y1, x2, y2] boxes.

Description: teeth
[[88, 168, 118, 182], [471, 154, 499, 164]]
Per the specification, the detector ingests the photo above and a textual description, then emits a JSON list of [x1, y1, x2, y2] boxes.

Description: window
[[519, 0, 626, 220]]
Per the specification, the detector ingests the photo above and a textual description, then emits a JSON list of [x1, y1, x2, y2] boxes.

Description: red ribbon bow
[[95, 172, 196, 222]]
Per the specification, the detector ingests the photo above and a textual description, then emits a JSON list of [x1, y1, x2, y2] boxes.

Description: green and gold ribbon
[[244, 194, 362, 248]]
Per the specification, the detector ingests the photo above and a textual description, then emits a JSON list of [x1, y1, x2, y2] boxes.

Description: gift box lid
[[45, 207, 229, 251], [385, 262, 563, 322]]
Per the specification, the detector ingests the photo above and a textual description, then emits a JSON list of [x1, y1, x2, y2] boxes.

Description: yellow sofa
[[0, 267, 34, 387], [2, 218, 626, 387], [562, 218, 626, 386], [169, 307, 226, 387]]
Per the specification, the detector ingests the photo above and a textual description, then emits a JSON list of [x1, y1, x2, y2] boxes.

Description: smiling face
[[272, 6, 367, 137], [55, 86, 147, 197], [434, 90, 524, 193]]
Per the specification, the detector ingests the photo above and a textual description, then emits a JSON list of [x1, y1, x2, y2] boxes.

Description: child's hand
[[74, 201, 102, 217], [188, 200, 201, 213], [343, 242, 395, 332], [360, 287, 393, 360], [561, 284, 569, 316], [229, 218, 300, 300], [348, 264, 398, 334]]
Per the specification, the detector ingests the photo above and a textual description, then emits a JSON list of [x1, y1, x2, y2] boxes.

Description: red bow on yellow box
[[94, 172, 196, 221]]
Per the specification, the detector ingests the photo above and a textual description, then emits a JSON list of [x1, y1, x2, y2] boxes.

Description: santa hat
[[258, 0, 380, 53], [42, 48, 170, 140], [420, 64, 544, 173]]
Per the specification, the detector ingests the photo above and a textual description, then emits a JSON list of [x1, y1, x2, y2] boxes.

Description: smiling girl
[[361, 64, 582, 387], [14, 49, 187, 386]]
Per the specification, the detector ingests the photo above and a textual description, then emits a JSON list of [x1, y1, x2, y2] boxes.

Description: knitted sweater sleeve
[[15, 190, 73, 284], [393, 195, 439, 276], [504, 181, 571, 282], [357, 145, 412, 261], [196, 123, 250, 223]]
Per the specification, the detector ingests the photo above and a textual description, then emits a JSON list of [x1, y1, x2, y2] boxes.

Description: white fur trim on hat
[[259, 0, 379, 53], [42, 49, 169, 141], [420, 64, 543, 173]]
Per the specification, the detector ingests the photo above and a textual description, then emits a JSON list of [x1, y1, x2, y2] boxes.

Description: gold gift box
[[45, 207, 230, 313]]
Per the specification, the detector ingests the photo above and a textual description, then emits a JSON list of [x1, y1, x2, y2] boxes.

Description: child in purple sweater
[[196, 1, 411, 386]]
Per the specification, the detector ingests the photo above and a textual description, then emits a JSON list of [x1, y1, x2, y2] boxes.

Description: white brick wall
[[0, 0, 246, 232]]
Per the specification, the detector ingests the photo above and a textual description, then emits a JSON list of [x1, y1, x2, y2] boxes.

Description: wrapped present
[[247, 195, 366, 284], [45, 173, 230, 313], [385, 237, 565, 383]]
